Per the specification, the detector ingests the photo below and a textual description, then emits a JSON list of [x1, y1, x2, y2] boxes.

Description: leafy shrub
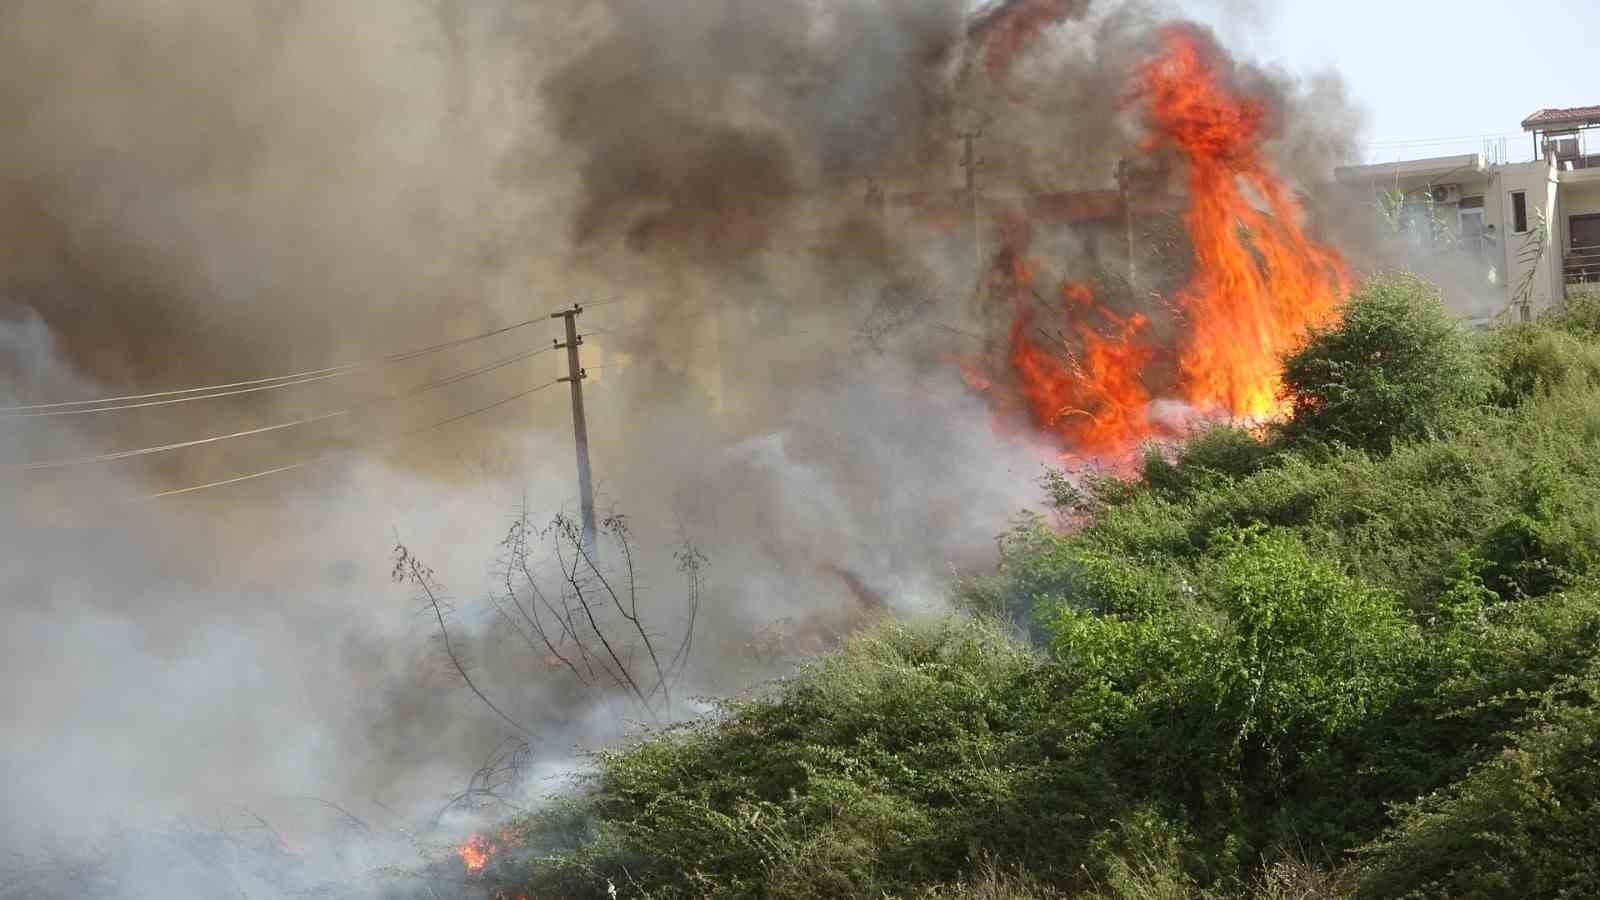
[[1480, 323, 1600, 407], [1046, 528, 1418, 870], [1541, 286, 1600, 340], [1280, 272, 1490, 453], [1140, 425, 1280, 502], [499, 619, 1069, 899], [1355, 671, 1600, 899]]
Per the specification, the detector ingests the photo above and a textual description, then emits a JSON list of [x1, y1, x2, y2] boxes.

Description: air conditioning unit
[[1430, 184, 1462, 205], [1549, 136, 1580, 160]]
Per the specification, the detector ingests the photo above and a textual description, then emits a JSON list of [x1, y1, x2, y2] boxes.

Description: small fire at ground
[[456, 832, 498, 874], [968, 26, 1352, 464]]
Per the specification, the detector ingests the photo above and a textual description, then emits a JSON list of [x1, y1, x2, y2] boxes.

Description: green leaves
[[1280, 272, 1491, 454], [1046, 527, 1414, 774], [1355, 671, 1600, 900]]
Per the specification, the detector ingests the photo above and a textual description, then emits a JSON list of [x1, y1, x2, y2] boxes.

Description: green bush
[[1139, 426, 1280, 503], [1280, 272, 1490, 453], [1049, 528, 1414, 749], [498, 619, 1074, 899], [1355, 670, 1600, 899], [1541, 287, 1600, 340], [1480, 323, 1600, 407], [1047, 529, 1418, 861]]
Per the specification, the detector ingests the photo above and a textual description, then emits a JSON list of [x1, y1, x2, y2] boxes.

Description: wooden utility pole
[[959, 128, 985, 285], [1116, 158, 1138, 292], [552, 304, 596, 557]]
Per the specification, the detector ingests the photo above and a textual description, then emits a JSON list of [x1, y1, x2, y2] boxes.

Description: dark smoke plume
[[542, 0, 967, 259]]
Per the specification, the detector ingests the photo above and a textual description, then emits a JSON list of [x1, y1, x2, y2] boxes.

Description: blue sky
[[1197, 0, 1599, 163]]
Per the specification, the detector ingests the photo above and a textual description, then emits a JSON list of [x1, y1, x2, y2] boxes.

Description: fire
[[970, 26, 1351, 460], [456, 832, 496, 874], [999, 227, 1167, 456], [1139, 26, 1351, 421]]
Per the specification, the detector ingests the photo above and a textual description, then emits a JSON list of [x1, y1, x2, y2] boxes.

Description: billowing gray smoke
[[0, 1, 1366, 895], [544, 0, 966, 257]]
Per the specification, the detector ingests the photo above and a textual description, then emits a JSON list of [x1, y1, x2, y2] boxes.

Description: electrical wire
[[4, 369, 365, 420], [5, 410, 351, 472], [6, 343, 557, 472], [0, 316, 555, 416], [144, 378, 562, 500], [575, 296, 628, 310], [1362, 131, 1522, 148]]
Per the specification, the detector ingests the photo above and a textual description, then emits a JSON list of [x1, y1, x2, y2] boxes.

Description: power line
[[144, 378, 563, 500], [4, 369, 362, 420], [1363, 131, 1522, 148], [7, 343, 557, 472], [5, 409, 350, 472], [0, 315, 558, 417], [576, 296, 629, 310]]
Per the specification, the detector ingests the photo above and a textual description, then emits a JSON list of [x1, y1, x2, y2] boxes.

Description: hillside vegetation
[[486, 276, 1600, 899]]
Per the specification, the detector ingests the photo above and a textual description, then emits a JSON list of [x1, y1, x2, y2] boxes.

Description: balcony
[[1566, 248, 1600, 285]]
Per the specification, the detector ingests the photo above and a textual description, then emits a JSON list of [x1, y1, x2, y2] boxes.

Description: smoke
[[0, 0, 1381, 896], [544, 0, 967, 258]]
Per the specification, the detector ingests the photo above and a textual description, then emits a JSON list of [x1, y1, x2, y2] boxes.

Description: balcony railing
[[1566, 248, 1600, 284], [1556, 154, 1600, 171]]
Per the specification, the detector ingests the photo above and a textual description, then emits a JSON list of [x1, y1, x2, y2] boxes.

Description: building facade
[[1336, 105, 1600, 323]]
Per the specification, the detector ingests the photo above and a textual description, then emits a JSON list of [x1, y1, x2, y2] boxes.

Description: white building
[[1336, 105, 1600, 322]]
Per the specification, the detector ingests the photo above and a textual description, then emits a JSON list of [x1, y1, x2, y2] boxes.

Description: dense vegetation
[[486, 277, 1600, 899]]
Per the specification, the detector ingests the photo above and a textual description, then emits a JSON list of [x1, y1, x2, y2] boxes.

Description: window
[[1512, 191, 1529, 234], [1572, 215, 1600, 250], [1459, 208, 1485, 258]]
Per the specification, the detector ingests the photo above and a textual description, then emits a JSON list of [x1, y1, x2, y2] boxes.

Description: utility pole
[[552, 304, 597, 557], [1116, 158, 1139, 292], [959, 128, 985, 288]]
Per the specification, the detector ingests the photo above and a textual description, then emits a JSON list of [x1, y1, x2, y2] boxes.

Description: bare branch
[[667, 539, 706, 694], [589, 514, 672, 715], [393, 544, 530, 738], [501, 509, 591, 688], [552, 515, 655, 718], [305, 797, 375, 838]]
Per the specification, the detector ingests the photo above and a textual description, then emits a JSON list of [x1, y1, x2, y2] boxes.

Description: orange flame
[[1004, 248, 1164, 457], [456, 832, 496, 874], [1140, 26, 1351, 420], [982, 209, 1171, 459], [970, 26, 1350, 462]]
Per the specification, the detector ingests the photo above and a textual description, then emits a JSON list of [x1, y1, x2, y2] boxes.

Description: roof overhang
[[1522, 106, 1600, 131], [1335, 153, 1488, 185]]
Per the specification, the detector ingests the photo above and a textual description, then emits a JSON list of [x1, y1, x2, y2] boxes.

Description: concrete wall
[[1497, 159, 1563, 315], [1332, 155, 1600, 316]]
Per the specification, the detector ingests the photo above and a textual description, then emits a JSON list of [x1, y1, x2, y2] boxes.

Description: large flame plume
[[1144, 27, 1352, 420], [979, 26, 1352, 460]]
